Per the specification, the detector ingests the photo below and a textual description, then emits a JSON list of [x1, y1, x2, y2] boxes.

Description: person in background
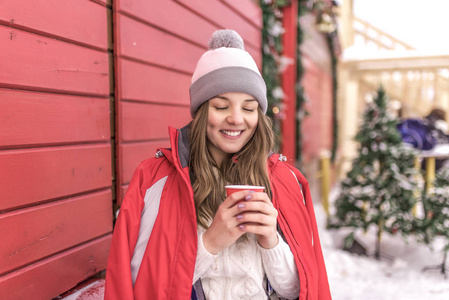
[[424, 108, 449, 169], [104, 29, 331, 300], [424, 108, 449, 143]]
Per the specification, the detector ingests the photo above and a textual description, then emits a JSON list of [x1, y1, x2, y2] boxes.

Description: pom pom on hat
[[208, 29, 244, 50], [189, 29, 267, 117]]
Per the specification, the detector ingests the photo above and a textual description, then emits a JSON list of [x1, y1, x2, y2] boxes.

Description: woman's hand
[[236, 191, 279, 249], [202, 190, 279, 255]]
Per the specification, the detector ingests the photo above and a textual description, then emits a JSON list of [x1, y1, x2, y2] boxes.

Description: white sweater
[[193, 229, 300, 299]]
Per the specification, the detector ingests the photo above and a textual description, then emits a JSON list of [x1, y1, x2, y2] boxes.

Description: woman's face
[[206, 92, 259, 165]]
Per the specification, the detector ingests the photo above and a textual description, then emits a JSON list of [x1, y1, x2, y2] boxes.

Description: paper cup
[[225, 185, 265, 197]]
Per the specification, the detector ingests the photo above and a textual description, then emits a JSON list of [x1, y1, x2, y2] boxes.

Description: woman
[[105, 29, 331, 300]]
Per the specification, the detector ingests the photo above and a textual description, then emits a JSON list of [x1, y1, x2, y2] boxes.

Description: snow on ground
[[316, 187, 449, 300], [59, 280, 104, 300]]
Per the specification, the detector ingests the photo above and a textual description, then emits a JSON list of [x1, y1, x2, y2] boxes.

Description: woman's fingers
[[234, 198, 277, 217], [204, 190, 278, 254], [234, 211, 275, 226], [247, 192, 272, 205], [222, 190, 254, 209], [238, 222, 275, 235], [231, 192, 279, 249], [237, 221, 279, 249]]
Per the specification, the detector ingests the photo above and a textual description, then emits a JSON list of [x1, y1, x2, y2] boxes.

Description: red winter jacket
[[104, 126, 331, 300]]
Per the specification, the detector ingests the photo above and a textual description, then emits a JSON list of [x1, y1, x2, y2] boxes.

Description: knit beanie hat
[[189, 29, 267, 117]]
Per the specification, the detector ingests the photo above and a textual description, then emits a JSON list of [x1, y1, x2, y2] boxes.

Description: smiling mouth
[[221, 130, 243, 137]]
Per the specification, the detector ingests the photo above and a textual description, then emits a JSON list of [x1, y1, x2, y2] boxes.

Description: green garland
[[327, 31, 338, 163], [261, 0, 309, 162], [296, 0, 308, 165], [261, 0, 290, 151], [262, 0, 337, 165]]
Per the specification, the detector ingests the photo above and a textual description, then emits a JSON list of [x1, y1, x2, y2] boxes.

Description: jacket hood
[[158, 125, 191, 170], [175, 124, 190, 168]]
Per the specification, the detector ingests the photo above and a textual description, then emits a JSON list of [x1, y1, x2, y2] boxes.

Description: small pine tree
[[416, 166, 449, 276], [329, 86, 419, 259]]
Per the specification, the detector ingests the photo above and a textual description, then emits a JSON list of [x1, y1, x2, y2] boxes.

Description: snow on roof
[[343, 44, 449, 62]]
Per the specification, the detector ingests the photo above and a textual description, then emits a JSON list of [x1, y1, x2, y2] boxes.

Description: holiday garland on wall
[[296, 0, 308, 164], [261, 0, 338, 164], [261, 0, 308, 159], [261, 0, 291, 150]]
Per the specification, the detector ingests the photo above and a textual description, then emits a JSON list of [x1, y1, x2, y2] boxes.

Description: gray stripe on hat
[[189, 66, 267, 117]]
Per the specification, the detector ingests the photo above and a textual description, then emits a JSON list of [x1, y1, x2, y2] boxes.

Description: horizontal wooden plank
[[220, 0, 263, 28], [0, 89, 109, 148], [90, 0, 109, 6], [118, 58, 190, 105], [0, 0, 108, 50], [175, 0, 261, 49], [0, 235, 111, 300], [118, 140, 170, 185], [0, 25, 109, 96], [0, 190, 112, 276], [302, 63, 333, 162], [119, 102, 191, 142], [246, 44, 262, 70], [116, 0, 217, 47], [115, 14, 204, 73], [300, 15, 332, 72], [0, 144, 112, 211]]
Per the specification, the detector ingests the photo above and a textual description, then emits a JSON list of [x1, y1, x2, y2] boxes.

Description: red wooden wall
[[280, 2, 334, 166], [0, 0, 262, 298], [0, 0, 112, 299], [114, 0, 263, 204], [281, 1, 299, 163], [300, 14, 333, 163]]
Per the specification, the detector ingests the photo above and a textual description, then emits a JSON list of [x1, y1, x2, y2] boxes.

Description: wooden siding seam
[[218, 0, 262, 30], [117, 55, 193, 76], [115, 11, 207, 50], [0, 143, 110, 152], [0, 21, 108, 52], [173, 0, 226, 37], [0, 189, 112, 219], [0, 86, 110, 99], [120, 98, 190, 107], [0, 233, 112, 279], [0, 187, 112, 215], [245, 42, 262, 53], [173, 0, 260, 50], [0, 141, 111, 152], [120, 138, 171, 145], [89, 0, 111, 8], [0, 83, 109, 99]]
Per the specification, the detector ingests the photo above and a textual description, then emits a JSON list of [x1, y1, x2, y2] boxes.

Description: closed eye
[[214, 106, 228, 110]]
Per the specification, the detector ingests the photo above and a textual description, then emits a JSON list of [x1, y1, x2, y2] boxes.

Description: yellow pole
[[321, 155, 331, 217], [425, 156, 436, 194]]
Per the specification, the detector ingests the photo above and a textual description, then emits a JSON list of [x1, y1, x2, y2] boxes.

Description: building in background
[[337, 0, 449, 177], [0, 0, 339, 298]]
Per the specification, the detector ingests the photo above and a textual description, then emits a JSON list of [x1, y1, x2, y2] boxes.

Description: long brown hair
[[189, 101, 275, 228]]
